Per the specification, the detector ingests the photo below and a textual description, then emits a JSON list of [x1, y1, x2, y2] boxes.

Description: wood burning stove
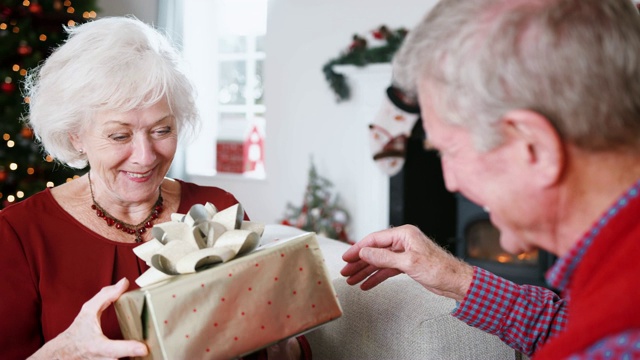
[[455, 194, 556, 288]]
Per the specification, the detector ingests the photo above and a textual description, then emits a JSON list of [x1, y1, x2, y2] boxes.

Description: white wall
[[97, 0, 158, 24], [204, 0, 436, 241], [98, 0, 437, 241]]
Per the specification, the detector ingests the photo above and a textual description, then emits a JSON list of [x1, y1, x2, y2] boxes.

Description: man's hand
[[341, 224, 474, 302]]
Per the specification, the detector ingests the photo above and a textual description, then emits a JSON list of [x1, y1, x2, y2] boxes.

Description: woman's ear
[[68, 132, 84, 153], [501, 109, 565, 187]]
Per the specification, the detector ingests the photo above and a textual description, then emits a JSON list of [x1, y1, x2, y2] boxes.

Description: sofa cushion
[[307, 274, 517, 359]]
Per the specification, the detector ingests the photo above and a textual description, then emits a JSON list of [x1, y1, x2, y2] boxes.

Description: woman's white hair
[[23, 16, 198, 169], [394, 0, 640, 152]]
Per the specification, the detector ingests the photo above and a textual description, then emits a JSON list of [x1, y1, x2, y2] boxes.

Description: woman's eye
[[153, 127, 173, 137], [109, 134, 129, 142]]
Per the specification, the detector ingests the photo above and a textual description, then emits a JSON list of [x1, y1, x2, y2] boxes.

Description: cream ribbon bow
[[133, 203, 264, 287]]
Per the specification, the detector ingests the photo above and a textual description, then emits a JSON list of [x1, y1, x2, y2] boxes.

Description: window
[[181, 0, 267, 178]]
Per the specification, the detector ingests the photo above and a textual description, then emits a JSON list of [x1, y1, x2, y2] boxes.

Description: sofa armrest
[[306, 275, 518, 360]]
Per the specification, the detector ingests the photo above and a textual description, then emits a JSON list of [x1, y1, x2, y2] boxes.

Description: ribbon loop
[[133, 202, 264, 287]]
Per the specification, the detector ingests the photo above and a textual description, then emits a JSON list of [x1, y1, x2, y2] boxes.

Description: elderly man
[[341, 0, 640, 358]]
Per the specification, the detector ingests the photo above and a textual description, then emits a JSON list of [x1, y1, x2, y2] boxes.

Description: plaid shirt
[[452, 181, 640, 359]]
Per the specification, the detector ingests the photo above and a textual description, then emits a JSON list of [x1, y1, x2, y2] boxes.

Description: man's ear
[[501, 109, 565, 187]]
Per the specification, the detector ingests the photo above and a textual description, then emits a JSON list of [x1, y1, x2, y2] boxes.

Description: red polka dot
[[206, 348, 211, 352], [274, 277, 278, 281], [305, 244, 309, 248], [221, 297, 226, 302], [311, 304, 316, 308], [214, 322, 218, 327], [172, 294, 176, 298], [299, 267, 303, 271], [248, 287, 252, 291], [293, 291, 297, 295], [280, 253, 285, 257], [286, 315, 291, 319], [164, 320, 168, 324], [317, 281, 322, 285], [201, 283, 205, 288], [185, 334, 190, 339], [255, 263, 259, 267], [268, 301, 272, 305], [261, 325, 265, 330], [234, 336, 239, 341], [241, 311, 245, 316], [228, 273, 232, 277], [193, 308, 197, 312]]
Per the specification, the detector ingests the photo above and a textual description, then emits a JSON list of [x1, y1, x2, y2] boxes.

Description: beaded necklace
[[88, 172, 163, 243]]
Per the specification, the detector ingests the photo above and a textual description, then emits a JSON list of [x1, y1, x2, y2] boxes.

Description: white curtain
[[158, 0, 187, 179]]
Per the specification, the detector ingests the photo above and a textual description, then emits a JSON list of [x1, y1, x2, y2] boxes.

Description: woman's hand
[[341, 224, 474, 302], [29, 278, 148, 360]]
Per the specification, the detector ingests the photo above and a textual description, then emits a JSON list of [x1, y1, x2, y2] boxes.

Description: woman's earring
[[79, 149, 84, 154]]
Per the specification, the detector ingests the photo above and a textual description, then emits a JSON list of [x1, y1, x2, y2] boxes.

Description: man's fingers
[[342, 228, 399, 262], [359, 247, 403, 270], [344, 263, 379, 285], [340, 258, 370, 277], [342, 243, 363, 262], [360, 267, 402, 291]]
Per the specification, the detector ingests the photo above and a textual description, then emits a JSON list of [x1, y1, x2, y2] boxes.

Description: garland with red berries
[[322, 25, 408, 102]]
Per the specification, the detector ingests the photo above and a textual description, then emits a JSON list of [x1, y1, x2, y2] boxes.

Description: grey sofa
[[263, 225, 520, 360]]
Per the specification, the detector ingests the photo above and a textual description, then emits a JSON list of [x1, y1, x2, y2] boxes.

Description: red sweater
[[535, 188, 640, 358], [0, 180, 242, 359]]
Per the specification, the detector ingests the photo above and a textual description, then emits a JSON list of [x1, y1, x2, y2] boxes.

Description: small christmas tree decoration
[[281, 159, 351, 243]]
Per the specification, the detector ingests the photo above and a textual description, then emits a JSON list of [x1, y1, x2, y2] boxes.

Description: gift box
[[115, 232, 342, 360]]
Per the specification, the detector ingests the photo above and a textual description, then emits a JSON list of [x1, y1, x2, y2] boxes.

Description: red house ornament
[[216, 124, 264, 175]]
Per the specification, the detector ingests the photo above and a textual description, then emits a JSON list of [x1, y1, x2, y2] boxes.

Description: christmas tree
[[0, 0, 97, 209], [281, 159, 351, 243]]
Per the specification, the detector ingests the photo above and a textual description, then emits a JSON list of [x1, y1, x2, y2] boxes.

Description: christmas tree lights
[[0, 0, 97, 209]]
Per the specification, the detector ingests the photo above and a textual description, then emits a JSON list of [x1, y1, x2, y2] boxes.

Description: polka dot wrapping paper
[[115, 232, 342, 360]]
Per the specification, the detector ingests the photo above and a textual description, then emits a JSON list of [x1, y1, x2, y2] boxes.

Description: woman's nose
[[130, 135, 157, 165]]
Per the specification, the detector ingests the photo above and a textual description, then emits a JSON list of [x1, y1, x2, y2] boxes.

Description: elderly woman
[[0, 17, 307, 359]]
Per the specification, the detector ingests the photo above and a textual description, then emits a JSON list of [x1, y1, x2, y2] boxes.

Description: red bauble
[[1, 82, 16, 93], [0, 170, 6, 182], [372, 31, 383, 40], [17, 43, 33, 56], [21, 127, 34, 139], [29, 3, 43, 14], [1, 7, 12, 17]]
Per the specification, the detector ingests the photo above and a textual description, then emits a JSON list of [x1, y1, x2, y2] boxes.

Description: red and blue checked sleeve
[[452, 267, 568, 357]]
